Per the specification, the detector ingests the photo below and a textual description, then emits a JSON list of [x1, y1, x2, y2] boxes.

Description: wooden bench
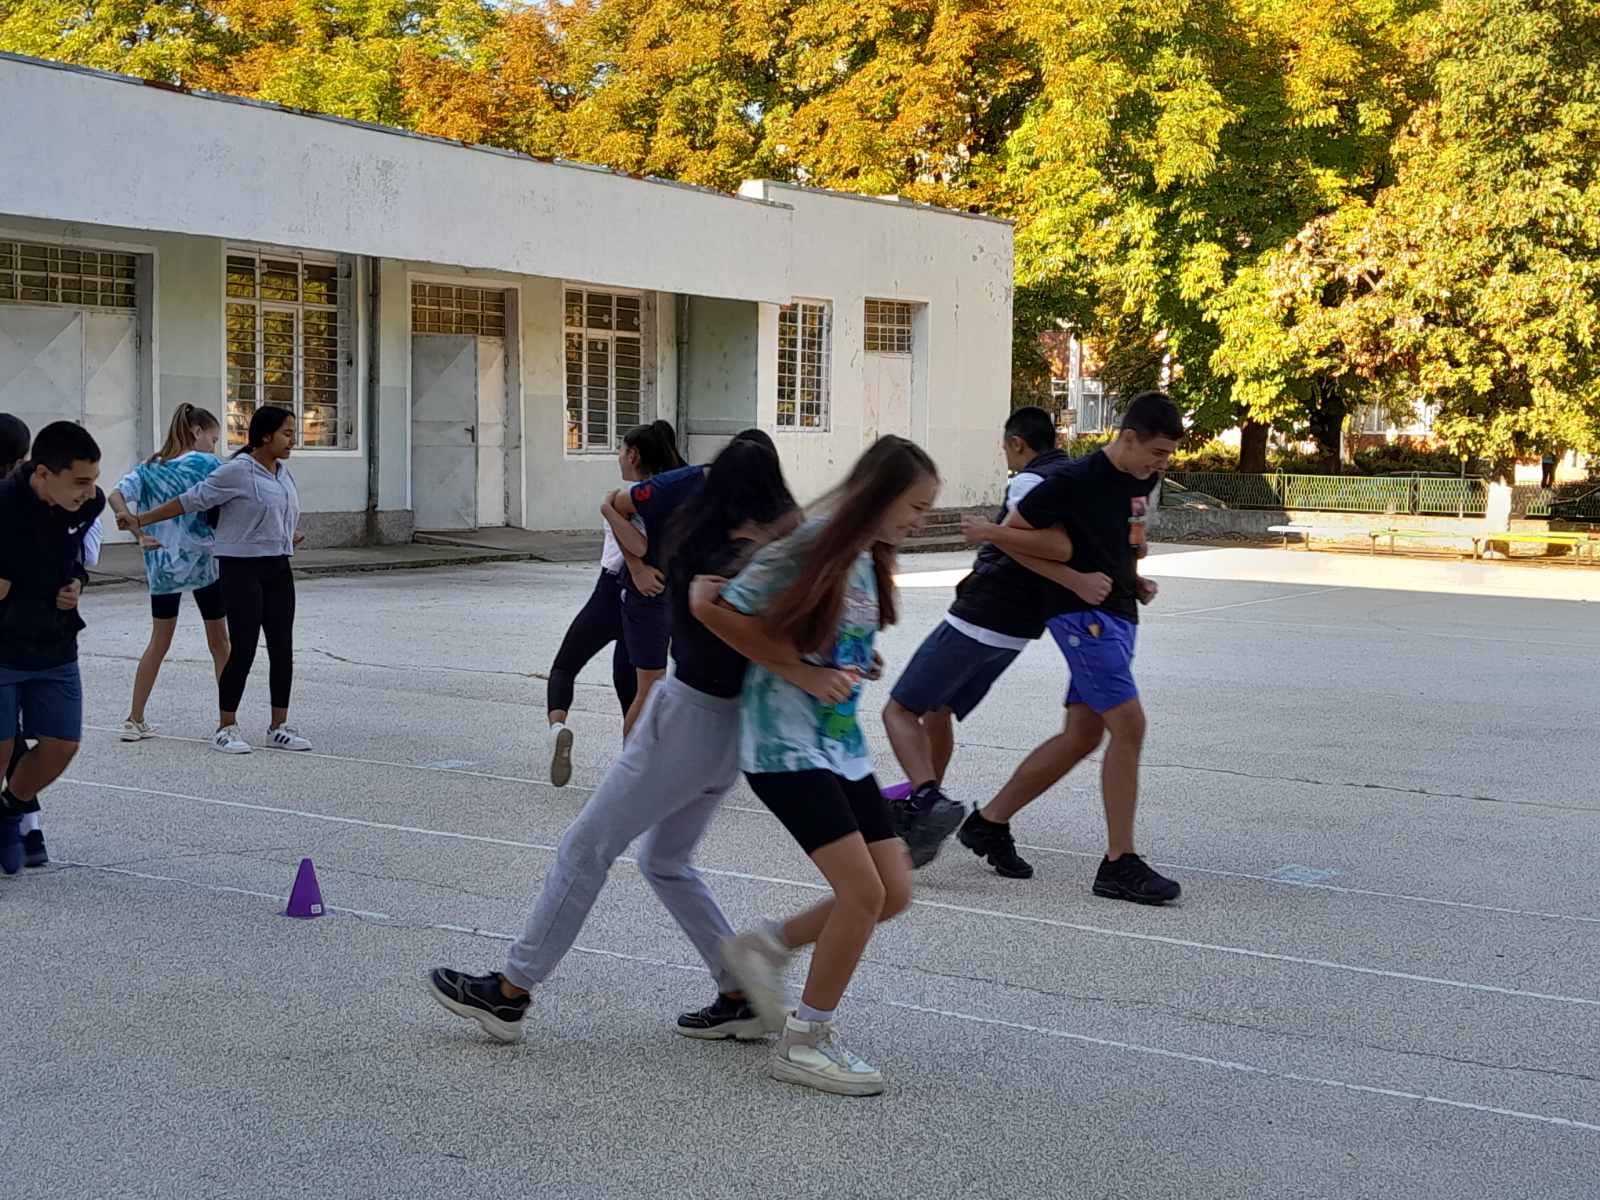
[[1472, 531, 1600, 562]]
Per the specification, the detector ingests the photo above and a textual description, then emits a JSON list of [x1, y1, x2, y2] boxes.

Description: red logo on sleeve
[[633, 485, 653, 504]]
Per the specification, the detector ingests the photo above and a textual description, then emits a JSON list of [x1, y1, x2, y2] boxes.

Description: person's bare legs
[[981, 704, 1105, 824], [776, 836, 911, 1009], [1098, 698, 1146, 859], [925, 710, 956, 783], [622, 668, 665, 740], [203, 617, 231, 681], [882, 699, 936, 787], [127, 618, 177, 724], [7, 737, 78, 801]]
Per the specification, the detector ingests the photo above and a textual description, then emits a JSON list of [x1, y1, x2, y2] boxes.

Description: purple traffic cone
[[284, 857, 325, 919], [882, 780, 914, 802]]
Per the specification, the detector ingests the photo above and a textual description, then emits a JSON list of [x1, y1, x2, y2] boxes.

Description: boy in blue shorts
[[957, 391, 1183, 904], [0, 421, 105, 874], [883, 407, 1080, 868]]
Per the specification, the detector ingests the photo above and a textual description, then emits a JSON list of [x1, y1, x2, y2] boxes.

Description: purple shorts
[[1047, 611, 1138, 714]]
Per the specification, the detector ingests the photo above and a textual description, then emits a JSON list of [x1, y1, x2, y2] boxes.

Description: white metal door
[[862, 354, 913, 447], [83, 313, 139, 542], [411, 335, 479, 531], [475, 336, 507, 528], [0, 304, 139, 542]]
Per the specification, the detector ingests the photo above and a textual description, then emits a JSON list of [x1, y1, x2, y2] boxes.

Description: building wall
[[2, 54, 793, 308], [0, 215, 375, 525], [739, 183, 1014, 509]]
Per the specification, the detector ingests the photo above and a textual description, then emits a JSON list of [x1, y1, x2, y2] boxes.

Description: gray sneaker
[[770, 1015, 884, 1096], [719, 930, 791, 1033]]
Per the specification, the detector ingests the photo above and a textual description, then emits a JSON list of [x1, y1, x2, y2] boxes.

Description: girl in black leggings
[[127, 405, 307, 755], [546, 421, 681, 786]]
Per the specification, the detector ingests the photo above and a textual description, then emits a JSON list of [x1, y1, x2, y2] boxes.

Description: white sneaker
[[719, 929, 791, 1034], [267, 725, 312, 752], [212, 725, 252, 755], [549, 724, 574, 788], [770, 1015, 884, 1096], [120, 720, 157, 742]]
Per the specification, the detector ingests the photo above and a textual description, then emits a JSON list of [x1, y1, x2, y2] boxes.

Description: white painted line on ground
[[45, 858, 1600, 1138], [57, 776, 1600, 1010], [886, 1001, 1600, 1135], [1010, 841, 1600, 927], [71, 730, 1600, 929], [1159, 587, 1344, 617]]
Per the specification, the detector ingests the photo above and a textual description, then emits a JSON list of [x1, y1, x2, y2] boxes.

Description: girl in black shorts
[[695, 435, 941, 1096], [104, 403, 230, 743]]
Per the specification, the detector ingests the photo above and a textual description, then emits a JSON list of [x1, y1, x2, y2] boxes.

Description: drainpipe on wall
[[364, 256, 381, 545], [676, 293, 691, 442]]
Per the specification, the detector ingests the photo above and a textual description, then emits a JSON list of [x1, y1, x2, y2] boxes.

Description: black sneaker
[[675, 993, 776, 1041], [426, 968, 529, 1043], [957, 809, 1033, 879], [1093, 854, 1181, 905], [21, 830, 47, 869], [892, 783, 966, 869]]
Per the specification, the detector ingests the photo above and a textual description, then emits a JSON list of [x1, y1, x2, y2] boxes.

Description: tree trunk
[[1238, 420, 1269, 473], [1306, 380, 1348, 471]]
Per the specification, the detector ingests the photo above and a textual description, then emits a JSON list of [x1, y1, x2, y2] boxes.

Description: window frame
[[0, 239, 137, 311], [863, 298, 915, 356], [222, 246, 357, 455], [776, 299, 832, 433], [563, 284, 645, 455], [410, 282, 508, 338]]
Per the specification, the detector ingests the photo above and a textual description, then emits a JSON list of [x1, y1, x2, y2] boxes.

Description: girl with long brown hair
[[693, 435, 940, 1096], [104, 402, 230, 741]]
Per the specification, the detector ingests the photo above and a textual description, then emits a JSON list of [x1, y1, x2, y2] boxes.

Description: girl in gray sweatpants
[[427, 435, 803, 1043]]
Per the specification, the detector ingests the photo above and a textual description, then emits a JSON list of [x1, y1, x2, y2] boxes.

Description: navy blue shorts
[[620, 587, 670, 672], [889, 620, 1021, 721], [0, 662, 83, 743], [1047, 611, 1139, 714]]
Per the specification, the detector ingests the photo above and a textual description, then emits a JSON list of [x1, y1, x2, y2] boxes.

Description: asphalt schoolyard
[[6, 547, 1599, 1199]]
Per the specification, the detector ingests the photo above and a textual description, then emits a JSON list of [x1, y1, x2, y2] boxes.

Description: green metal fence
[[1167, 472, 1489, 516]]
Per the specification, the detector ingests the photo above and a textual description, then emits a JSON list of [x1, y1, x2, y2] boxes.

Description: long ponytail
[[151, 403, 220, 463]]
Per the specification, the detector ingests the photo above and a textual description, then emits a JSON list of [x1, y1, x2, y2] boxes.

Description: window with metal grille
[[225, 251, 352, 450], [864, 299, 914, 354], [777, 301, 831, 430], [410, 283, 507, 337], [564, 287, 643, 452], [0, 242, 136, 310]]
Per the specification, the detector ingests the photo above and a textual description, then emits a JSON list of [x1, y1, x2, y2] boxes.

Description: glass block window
[[410, 283, 507, 336], [0, 242, 137, 310], [777, 301, 831, 430], [225, 250, 351, 450], [864, 298, 915, 354], [564, 287, 643, 452]]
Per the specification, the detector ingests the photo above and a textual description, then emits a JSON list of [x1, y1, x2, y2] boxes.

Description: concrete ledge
[[298, 509, 415, 548]]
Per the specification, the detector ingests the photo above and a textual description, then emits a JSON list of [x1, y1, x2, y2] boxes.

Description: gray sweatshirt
[[178, 454, 300, 558]]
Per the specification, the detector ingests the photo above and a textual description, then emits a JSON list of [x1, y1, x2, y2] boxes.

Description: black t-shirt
[[946, 448, 1074, 640], [1016, 450, 1158, 623], [669, 536, 757, 699], [0, 471, 106, 669]]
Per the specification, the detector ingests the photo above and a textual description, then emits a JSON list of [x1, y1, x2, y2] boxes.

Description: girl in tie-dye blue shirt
[[719, 517, 879, 781], [113, 451, 222, 594]]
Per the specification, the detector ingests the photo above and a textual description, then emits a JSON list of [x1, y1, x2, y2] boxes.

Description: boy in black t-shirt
[[959, 392, 1184, 904], [0, 421, 105, 874], [882, 407, 1082, 868]]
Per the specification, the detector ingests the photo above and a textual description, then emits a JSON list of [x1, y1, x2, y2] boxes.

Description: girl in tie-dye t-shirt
[[104, 404, 231, 742], [700, 435, 941, 1097]]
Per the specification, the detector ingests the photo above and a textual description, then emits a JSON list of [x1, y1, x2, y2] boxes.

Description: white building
[[0, 53, 1013, 546]]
